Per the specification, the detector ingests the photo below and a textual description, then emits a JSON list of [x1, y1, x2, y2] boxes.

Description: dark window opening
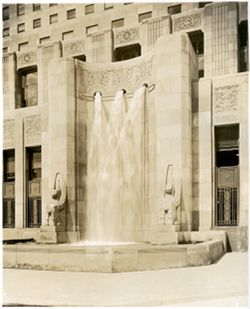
[[188, 30, 204, 55], [67, 9, 76, 20], [17, 4, 25, 16], [104, 4, 113, 10], [3, 27, 9, 37], [199, 70, 204, 78], [3, 150, 15, 182], [198, 2, 212, 8], [85, 4, 94, 15], [3, 6, 9, 21], [17, 23, 25, 33], [33, 18, 41, 28], [238, 21, 248, 72], [33, 4, 41, 11], [139, 11, 152, 23], [114, 44, 141, 61], [16, 66, 38, 108], [74, 55, 86, 62], [28, 148, 41, 180], [168, 5, 181, 15], [216, 150, 239, 167], [112, 18, 124, 29]]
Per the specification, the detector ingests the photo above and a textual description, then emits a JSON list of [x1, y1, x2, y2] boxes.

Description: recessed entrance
[[215, 125, 239, 226]]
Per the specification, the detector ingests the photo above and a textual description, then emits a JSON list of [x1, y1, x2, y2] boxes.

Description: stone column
[[204, 2, 238, 77], [198, 78, 213, 230], [47, 58, 77, 242], [151, 32, 197, 243]]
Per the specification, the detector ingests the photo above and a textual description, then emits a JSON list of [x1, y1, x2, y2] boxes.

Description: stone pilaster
[[86, 30, 112, 63]]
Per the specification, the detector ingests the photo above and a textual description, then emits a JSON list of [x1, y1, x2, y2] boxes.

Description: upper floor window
[[39, 36, 50, 44], [124, 2, 133, 5], [168, 4, 181, 15], [138, 11, 152, 23], [3, 47, 8, 53], [33, 4, 41, 11], [86, 24, 98, 35], [18, 41, 29, 51], [62, 30, 74, 40], [16, 66, 38, 108], [104, 4, 113, 10], [112, 18, 124, 29], [3, 150, 15, 182], [50, 14, 58, 24], [49, 3, 57, 7], [67, 9, 76, 20], [17, 4, 25, 16], [114, 43, 141, 61], [17, 23, 25, 33], [33, 18, 41, 28], [3, 6, 9, 21], [3, 28, 10, 38], [85, 4, 94, 15], [198, 2, 212, 8]]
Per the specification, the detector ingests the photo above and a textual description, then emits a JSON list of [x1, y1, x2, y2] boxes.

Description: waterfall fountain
[[87, 86, 146, 242]]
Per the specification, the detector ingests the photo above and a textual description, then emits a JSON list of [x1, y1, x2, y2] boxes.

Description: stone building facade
[[2, 2, 248, 251]]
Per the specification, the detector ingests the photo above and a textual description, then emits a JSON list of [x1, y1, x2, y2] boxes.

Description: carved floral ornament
[[174, 13, 202, 32], [25, 115, 41, 138], [17, 51, 37, 67], [63, 40, 84, 56], [114, 27, 139, 47], [214, 84, 240, 113], [77, 57, 153, 96], [4, 119, 15, 142]]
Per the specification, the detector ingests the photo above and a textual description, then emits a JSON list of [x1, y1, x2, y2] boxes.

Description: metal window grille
[[27, 198, 41, 228], [3, 199, 15, 228], [216, 188, 238, 226]]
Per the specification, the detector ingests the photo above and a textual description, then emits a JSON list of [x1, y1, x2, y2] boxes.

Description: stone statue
[[47, 172, 66, 226], [159, 164, 181, 225]]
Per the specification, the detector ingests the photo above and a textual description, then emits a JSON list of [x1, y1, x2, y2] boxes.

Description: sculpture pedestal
[[37, 225, 67, 244], [151, 224, 180, 245]]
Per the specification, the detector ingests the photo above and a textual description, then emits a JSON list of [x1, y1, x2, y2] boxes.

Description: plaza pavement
[[2, 252, 248, 307]]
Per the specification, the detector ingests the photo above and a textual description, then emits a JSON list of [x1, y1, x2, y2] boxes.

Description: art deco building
[[2, 2, 248, 251]]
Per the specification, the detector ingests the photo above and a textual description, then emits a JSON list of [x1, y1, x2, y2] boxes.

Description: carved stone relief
[[4, 119, 15, 144], [25, 115, 41, 142], [17, 50, 37, 67], [174, 13, 202, 32], [63, 39, 84, 56], [114, 27, 139, 47], [78, 56, 153, 96], [214, 84, 240, 113]]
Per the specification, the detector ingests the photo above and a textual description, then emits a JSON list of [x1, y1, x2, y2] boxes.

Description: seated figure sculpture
[[47, 172, 66, 226], [159, 164, 181, 225]]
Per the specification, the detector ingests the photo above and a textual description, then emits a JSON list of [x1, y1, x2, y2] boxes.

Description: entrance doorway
[[215, 125, 239, 226]]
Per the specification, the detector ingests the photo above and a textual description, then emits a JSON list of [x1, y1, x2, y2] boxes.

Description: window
[[3, 6, 9, 21], [18, 42, 28, 51], [86, 24, 98, 35], [16, 66, 38, 108], [33, 4, 41, 11], [33, 18, 41, 28], [138, 11, 152, 23], [112, 18, 124, 29], [124, 2, 133, 5], [239, 21, 248, 72], [85, 4, 94, 15], [198, 2, 212, 8], [168, 4, 181, 15], [17, 23, 25, 33], [28, 149, 42, 180], [17, 4, 25, 16], [104, 4, 113, 10], [74, 55, 86, 62], [188, 30, 204, 55], [62, 30, 74, 40], [39, 36, 50, 44], [114, 43, 141, 61], [50, 14, 58, 24], [3, 28, 9, 38], [67, 9, 76, 20], [49, 3, 57, 7], [3, 47, 8, 53], [4, 150, 15, 182]]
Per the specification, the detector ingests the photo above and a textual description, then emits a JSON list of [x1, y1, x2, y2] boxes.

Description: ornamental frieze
[[4, 119, 15, 143], [214, 84, 239, 113], [25, 115, 41, 140], [114, 27, 139, 47], [63, 39, 85, 56], [78, 57, 153, 96], [174, 13, 202, 32], [17, 51, 37, 67]]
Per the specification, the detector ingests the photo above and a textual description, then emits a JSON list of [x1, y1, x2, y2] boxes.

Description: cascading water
[[87, 86, 146, 242]]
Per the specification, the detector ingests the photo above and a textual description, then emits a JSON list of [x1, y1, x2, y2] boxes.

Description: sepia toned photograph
[[2, 1, 248, 306]]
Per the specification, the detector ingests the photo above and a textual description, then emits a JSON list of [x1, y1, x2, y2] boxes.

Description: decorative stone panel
[[24, 115, 41, 146], [63, 39, 85, 57], [17, 50, 37, 68], [214, 85, 239, 113], [173, 12, 202, 32], [77, 56, 153, 96], [4, 119, 15, 147], [114, 26, 139, 48]]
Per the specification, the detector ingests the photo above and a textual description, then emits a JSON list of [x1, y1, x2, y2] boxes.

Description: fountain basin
[[3, 240, 224, 272]]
